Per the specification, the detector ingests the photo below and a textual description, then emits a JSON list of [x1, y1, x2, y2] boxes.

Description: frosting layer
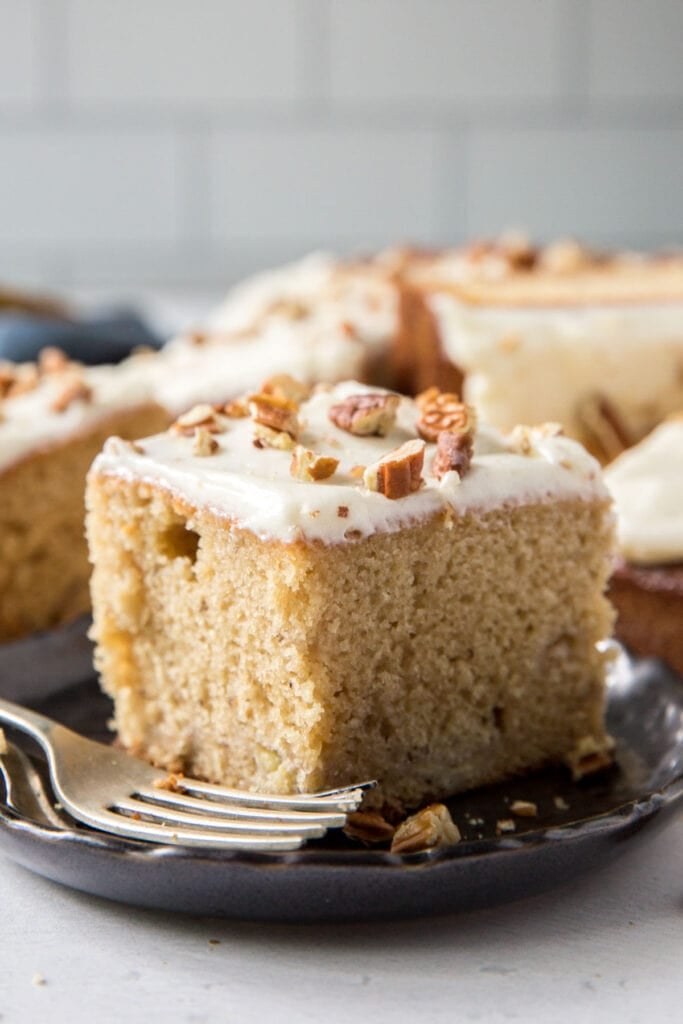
[[604, 416, 683, 565], [92, 382, 609, 546]]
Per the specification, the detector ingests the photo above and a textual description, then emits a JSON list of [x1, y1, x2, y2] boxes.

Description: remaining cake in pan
[[405, 240, 683, 459], [604, 415, 683, 676], [87, 381, 615, 807], [0, 349, 168, 641]]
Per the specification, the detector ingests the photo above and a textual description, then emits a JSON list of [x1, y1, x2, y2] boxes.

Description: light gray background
[[1, 0, 682, 292]]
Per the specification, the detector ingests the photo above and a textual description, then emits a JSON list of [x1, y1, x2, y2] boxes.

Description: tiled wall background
[[1, 0, 682, 292]]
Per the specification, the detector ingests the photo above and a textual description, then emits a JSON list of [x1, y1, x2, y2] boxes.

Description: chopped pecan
[[0, 365, 15, 398], [290, 445, 339, 481], [38, 346, 69, 374], [344, 811, 396, 845], [5, 364, 39, 398], [220, 397, 249, 419], [173, 403, 220, 435], [328, 392, 399, 437], [192, 426, 220, 456], [249, 392, 300, 440], [364, 439, 425, 499], [564, 735, 615, 781], [50, 377, 92, 413], [261, 374, 310, 404], [540, 238, 588, 274], [253, 423, 296, 450], [416, 391, 477, 443], [496, 818, 516, 835], [432, 430, 473, 480], [266, 297, 310, 321], [390, 804, 461, 854], [510, 800, 538, 818]]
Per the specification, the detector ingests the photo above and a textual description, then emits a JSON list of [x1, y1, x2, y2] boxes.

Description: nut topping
[[290, 445, 339, 482], [432, 430, 473, 481], [364, 439, 425, 499], [390, 804, 461, 854], [261, 374, 310, 404], [344, 811, 396, 845], [328, 393, 399, 437], [510, 800, 538, 818], [38, 346, 69, 374], [50, 377, 92, 413], [416, 391, 477, 443], [248, 392, 300, 440], [172, 404, 227, 436], [564, 735, 615, 781], [192, 426, 220, 457], [219, 397, 249, 419]]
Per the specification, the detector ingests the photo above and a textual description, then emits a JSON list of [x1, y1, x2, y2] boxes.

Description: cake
[[604, 415, 683, 676], [0, 349, 168, 641], [86, 380, 615, 806], [405, 240, 683, 459]]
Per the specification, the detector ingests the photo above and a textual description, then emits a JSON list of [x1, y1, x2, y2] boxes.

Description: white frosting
[[430, 294, 683, 441], [0, 353, 160, 472], [604, 417, 683, 565], [92, 382, 609, 546], [207, 253, 338, 333], [153, 318, 367, 416]]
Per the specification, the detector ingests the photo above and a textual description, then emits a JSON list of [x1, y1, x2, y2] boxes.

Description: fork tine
[[133, 786, 348, 826], [88, 808, 308, 851], [174, 777, 376, 813], [113, 796, 331, 837]]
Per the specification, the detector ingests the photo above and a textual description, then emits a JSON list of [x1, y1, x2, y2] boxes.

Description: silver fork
[[0, 696, 375, 851]]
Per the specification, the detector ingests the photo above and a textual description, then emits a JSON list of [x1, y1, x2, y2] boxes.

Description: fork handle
[[0, 695, 64, 759]]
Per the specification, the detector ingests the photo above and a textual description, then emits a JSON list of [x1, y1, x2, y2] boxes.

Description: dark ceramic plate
[[0, 616, 94, 703], [0, 649, 681, 923]]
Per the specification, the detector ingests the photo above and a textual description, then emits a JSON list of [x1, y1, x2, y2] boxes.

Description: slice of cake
[[604, 415, 683, 676], [86, 381, 615, 807], [0, 349, 168, 641], [405, 240, 683, 459]]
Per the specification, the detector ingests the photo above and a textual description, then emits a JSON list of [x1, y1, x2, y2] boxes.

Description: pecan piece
[[510, 800, 538, 818], [328, 393, 399, 437], [432, 430, 473, 480], [172, 403, 227, 436], [192, 426, 220, 457], [50, 377, 92, 413], [290, 446, 339, 482], [416, 391, 477, 443], [261, 373, 310, 404], [38, 346, 69, 374], [390, 804, 461, 854], [364, 439, 425, 499], [344, 811, 396, 846], [563, 735, 615, 781], [248, 392, 300, 440]]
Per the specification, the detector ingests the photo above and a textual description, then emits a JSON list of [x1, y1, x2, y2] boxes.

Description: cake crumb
[[390, 803, 460, 854], [510, 800, 538, 818], [553, 795, 570, 811], [496, 818, 516, 834], [152, 772, 185, 792], [31, 973, 46, 987]]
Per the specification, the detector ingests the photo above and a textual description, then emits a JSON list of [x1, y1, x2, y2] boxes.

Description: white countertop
[[1, 813, 681, 1023]]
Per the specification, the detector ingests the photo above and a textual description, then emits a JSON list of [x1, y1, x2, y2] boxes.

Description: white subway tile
[[588, 0, 683, 100], [0, 131, 179, 244], [0, 0, 38, 106], [210, 129, 443, 244], [467, 128, 683, 243], [328, 0, 563, 104], [66, 0, 301, 105]]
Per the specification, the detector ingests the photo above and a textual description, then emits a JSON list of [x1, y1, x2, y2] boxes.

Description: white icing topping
[[91, 382, 609, 546], [604, 417, 683, 564], [429, 294, 683, 442], [0, 352, 160, 471]]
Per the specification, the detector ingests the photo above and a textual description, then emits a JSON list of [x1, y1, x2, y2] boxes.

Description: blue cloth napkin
[[0, 310, 162, 366]]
